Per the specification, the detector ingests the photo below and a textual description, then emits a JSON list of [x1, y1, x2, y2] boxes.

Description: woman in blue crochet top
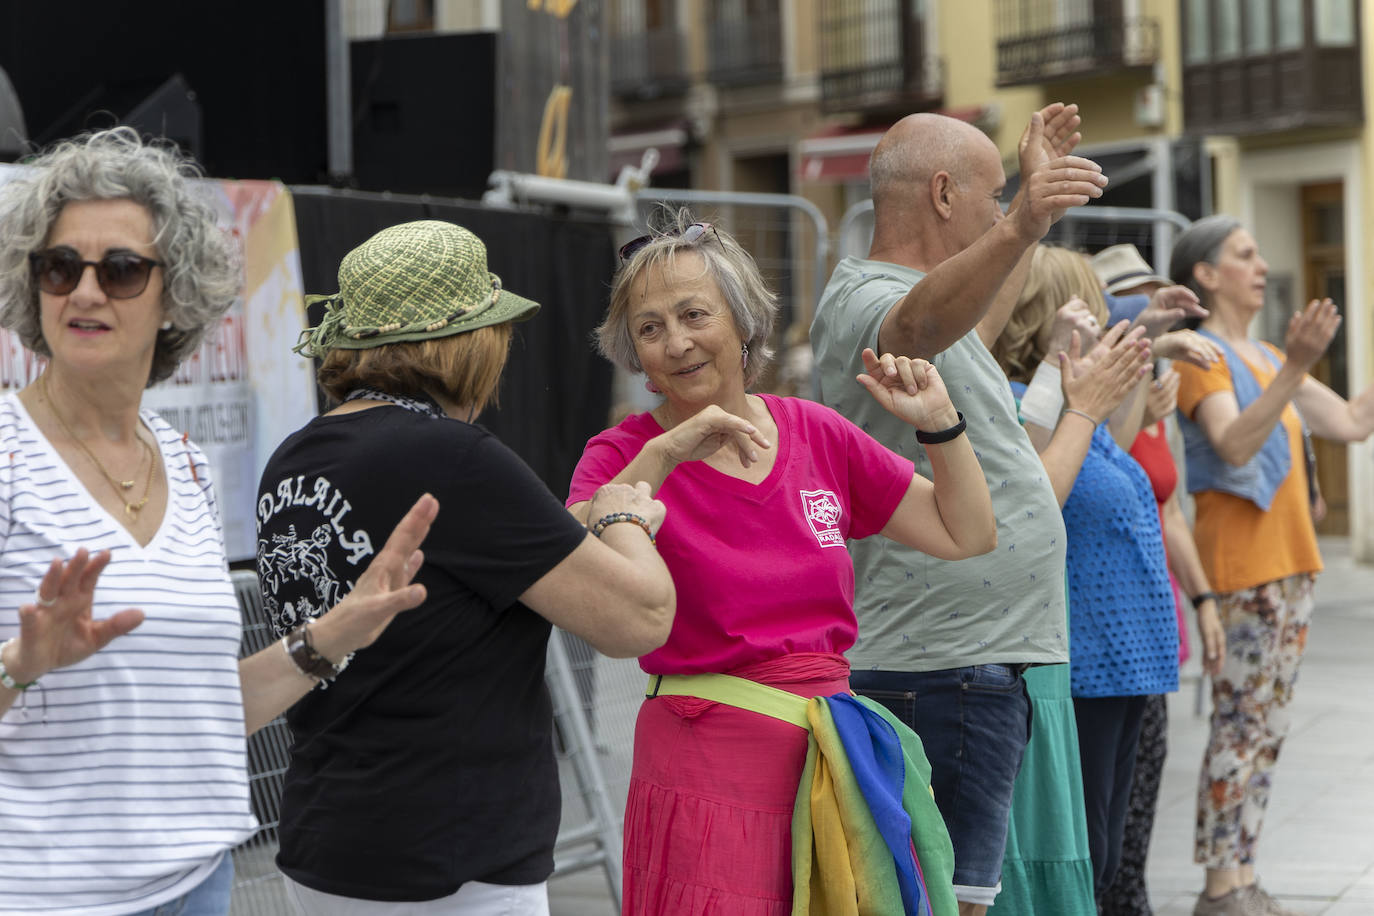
[[993, 245, 1179, 906]]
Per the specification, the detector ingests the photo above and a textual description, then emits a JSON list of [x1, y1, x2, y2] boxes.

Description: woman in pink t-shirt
[[567, 213, 996, 915]]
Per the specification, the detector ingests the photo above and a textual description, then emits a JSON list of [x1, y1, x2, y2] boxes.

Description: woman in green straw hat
[[257, 219, 675, 913]]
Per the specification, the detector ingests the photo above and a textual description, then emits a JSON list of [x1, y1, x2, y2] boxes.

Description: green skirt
[[996, 662, 1096, 915]]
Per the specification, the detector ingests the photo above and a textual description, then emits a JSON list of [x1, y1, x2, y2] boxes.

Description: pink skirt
[[622, 652, 851, 916]]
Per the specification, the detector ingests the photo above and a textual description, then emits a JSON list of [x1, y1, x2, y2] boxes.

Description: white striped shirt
[[0, 393, 254, 915]]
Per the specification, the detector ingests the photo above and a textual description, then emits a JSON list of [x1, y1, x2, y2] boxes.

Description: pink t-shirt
[[567, 394, 913, 675]]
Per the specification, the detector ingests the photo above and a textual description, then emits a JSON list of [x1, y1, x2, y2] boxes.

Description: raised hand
[[1060, 321, 1151, 423], [586, 481, 667, 537], [2, 549, 144, 687], [310, 493, 436, 657], [1142, 367, 1181, 427], [1045, 297, 1103, 360], [1132, 284, 1207, 339], [856, 348, 960, 432], [1284, 297, 1341, 372], [1038, 101, 1083, 159], [1010, 108, 1108, 243], [655, 404, 773, 469], [1152, 329, 1220, 369]]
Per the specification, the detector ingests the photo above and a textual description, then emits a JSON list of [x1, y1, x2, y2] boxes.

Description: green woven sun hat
[[294, 220, 540, 358]]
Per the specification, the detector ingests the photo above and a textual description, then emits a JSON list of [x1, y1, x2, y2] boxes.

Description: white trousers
[[284, 875, 550, 916]]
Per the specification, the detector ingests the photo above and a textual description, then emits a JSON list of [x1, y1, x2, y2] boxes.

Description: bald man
[[810, 105, 1107, 915]]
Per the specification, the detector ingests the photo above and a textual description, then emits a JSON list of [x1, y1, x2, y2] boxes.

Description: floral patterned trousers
[[1194, 573, 1315, 868]]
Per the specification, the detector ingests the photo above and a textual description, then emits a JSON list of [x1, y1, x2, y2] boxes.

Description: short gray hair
[[870, 120, 964, 194], [868, 113, 981, 229], [0, 127, 240, 386], [1168, 214, 1242, 310], [597, 209, 777, 387]]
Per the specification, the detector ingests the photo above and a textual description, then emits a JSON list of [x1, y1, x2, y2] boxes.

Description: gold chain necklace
[[40, 375, 157, 518]]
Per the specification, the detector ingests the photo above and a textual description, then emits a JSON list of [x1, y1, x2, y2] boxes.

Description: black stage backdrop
[[0, 2, 328, 182], [290, 191, 616, 499]]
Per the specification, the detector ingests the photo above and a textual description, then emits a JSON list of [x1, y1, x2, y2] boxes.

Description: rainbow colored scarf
[[791, 694, 958, 916]]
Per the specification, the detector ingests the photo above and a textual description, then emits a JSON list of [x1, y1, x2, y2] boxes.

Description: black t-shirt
[[255, 405, 589, 901]]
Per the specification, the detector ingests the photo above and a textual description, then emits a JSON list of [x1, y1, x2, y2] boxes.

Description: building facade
[[341, 0, 1373, 557], [1181, 0, 1370, 557], [609, 0, 1373, 558]]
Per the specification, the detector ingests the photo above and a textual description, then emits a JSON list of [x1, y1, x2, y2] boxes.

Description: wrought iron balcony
[[995, 0, 1158, 86], [819, 0, 941, 114], [1181, 0, 1362, 135], [610, 26, 690, 101], [705, 0, 783, 87]]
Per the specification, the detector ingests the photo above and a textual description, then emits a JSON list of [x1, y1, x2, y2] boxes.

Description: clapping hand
[[1132, 285, 1207, 339], [1060, 321, 1151, 422], [1284, 297, 1341, 373], [856, 348, 960, 434], [2, 549, 144, 687], [1152, 329, 1220, 369], [1141, 368, 1181, 427], [1009, 103, 1108, 243], [1038, 101, 1083, 159], [1045, 297, 1103, 359]]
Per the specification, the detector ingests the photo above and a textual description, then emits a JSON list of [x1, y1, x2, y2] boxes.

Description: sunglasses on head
[[618, 222, 716, 263], [29, 246, 165, 300]]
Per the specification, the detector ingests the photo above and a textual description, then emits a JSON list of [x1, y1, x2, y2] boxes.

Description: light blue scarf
[[1178, 330, 1290, 510]]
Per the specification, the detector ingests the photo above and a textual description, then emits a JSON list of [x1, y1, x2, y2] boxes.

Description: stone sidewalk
[[548, 537, 1374, 915], [1148, 537, 1374, 915]]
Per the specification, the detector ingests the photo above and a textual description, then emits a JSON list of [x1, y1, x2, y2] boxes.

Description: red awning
[[798, 124, 887, 183], [798, 106, 991, 183]]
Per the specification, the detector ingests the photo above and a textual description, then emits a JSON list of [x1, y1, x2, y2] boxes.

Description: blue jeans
[[850, 664, 1032, 905], [129, 852, 234, 916]]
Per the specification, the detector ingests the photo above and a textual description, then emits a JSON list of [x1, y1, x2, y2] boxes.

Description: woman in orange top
[[1169, 215, 1374, 916]]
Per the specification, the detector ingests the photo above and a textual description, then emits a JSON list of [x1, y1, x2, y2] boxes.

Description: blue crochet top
[[1060, 421, 1179, 698]]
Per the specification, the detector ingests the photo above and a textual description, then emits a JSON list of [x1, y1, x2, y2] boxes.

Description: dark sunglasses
[[29, 247, 165, 299], [618, 222, 717, 262]]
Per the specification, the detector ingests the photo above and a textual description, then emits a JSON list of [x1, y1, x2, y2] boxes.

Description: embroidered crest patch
[[800, 489, 844, 548]]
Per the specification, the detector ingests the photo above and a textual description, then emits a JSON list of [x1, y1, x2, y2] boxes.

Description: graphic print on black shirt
[[253, 406, 594, 900], [256, 473, 375, 636]]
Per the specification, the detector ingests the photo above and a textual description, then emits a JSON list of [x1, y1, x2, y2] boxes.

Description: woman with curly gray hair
[[0, 128, 435, 915], [0, 128, 240, 385]]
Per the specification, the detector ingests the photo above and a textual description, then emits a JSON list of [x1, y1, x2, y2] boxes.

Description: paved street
[[1148, 537, 1374, 915], [548, 537, 1374, 915]]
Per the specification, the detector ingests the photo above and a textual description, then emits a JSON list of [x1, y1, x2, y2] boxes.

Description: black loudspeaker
[[31, 74, 204, 164], [0, 1, 327, 181], [350, 32, 496, 200]]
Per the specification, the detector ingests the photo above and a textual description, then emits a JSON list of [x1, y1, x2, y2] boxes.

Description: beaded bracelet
[[0, 638, 36, 691], [590, 512, 656, 545], [282, 621, 352, 687], [915, 411, 967, 445]]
